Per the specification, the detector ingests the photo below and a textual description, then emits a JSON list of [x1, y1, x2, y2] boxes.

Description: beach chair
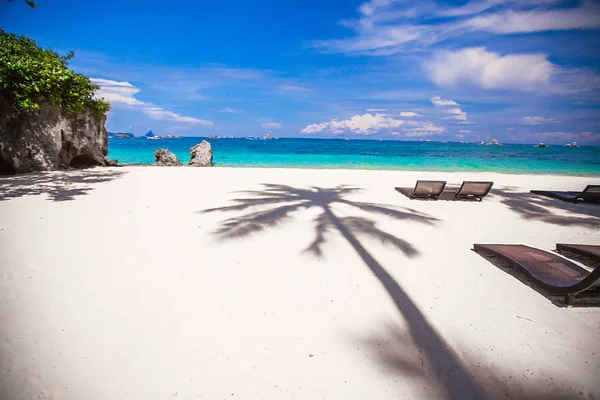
[[453, 181, 493, 201], [530, 185, 600, 204], [473, 244, 600, 306], [395, 180, 446, 200], [556, 244, 600, 268]]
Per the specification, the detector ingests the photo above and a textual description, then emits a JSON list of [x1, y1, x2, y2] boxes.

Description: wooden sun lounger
[[473, 244, 600, 306], [453, 181, 493, 201], [530, 185, 600, 204], [556, 244, 600, 268], [395, 180, 446, 200]]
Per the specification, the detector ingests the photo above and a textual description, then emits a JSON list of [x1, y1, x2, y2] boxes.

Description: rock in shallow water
[[188, 141, 213, 167], [154, 148, 182, 166]]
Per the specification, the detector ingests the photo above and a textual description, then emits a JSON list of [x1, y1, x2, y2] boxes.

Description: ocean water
[[108, 138, 600, 176]]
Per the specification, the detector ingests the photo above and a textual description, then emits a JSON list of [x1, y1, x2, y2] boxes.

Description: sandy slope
[[1, 166, 599, 400]]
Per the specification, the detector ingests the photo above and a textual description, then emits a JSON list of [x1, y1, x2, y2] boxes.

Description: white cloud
[[399, 111, 420, 117], [300, 113, 404, 135], [367, 108, 388, 112], [443, 108, 468, 122], [426, 47, 553, 91], [277, 85, 311, 92], [402, 121, 445, 137], [142, 107, 213, 124], [430, 96, 469, 123], [430, 96, 459, 106], [261, 122, 283, 129], [313, 24, 425, 56], [92, 78, 214, 125], [522, 116, 559, 125], [92, 78, 145, 106], [464, 3, 600, 34], [312, 1, 599, 55], [459, 129, 471, 133], [214, 107, 245, 113]]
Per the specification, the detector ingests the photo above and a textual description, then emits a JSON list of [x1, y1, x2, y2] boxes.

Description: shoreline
[[98, 163, 600, 178]]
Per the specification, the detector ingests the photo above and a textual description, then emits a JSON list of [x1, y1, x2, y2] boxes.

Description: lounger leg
[[564, 294, 572, 306]]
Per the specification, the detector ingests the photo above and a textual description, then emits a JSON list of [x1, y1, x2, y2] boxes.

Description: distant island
[[108, 130, 181, 139], [108, 132, 135, 139]]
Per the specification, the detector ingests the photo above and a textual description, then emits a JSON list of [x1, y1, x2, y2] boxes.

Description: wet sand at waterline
[[1, 166, 599, 399]]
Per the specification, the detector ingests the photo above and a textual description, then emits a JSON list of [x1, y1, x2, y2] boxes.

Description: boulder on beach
[[188, 141, 213, 167], [154, 148, 182, 166]]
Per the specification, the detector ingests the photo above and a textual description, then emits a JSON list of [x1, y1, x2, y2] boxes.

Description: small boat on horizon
[[534, 143, 547, 148], [565, 142, 579, 147], [485, 139, 502, 146]]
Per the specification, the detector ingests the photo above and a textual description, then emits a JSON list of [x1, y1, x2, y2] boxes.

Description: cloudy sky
[[3, 0, 600, 143]]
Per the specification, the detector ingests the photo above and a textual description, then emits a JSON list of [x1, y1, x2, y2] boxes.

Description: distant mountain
[[108, 132, 135, 139], [145, 130, 155, 137]]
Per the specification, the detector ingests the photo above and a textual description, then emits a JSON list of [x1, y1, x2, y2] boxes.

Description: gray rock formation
[[188, 140, 213, 167], [0, 95, 111, 174], [154, 148, 182, 166]]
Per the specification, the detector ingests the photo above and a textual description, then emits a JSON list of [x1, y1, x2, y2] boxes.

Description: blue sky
[[2, 0, 600, 144]]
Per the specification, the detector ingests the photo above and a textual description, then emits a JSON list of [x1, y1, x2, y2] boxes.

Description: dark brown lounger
[[395, 180, 446, 200], [530, 185, 600, 204], [473, 244, 600, 306], [453, 181, 493, 201], [556, 244, 600, 268]]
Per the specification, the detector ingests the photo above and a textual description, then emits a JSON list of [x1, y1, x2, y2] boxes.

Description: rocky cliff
[[0, 95, 111, 174]]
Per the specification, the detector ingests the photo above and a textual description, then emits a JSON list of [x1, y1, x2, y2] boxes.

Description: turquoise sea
[[108, 138, 600, 176]]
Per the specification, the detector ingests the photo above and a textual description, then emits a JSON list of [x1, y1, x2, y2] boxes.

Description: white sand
[[1, 166, 599, 400]]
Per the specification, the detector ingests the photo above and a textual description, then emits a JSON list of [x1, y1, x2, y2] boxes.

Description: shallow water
[[108, 138, 600, 176]]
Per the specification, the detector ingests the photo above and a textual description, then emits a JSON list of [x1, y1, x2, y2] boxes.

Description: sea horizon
[[110, 134, 597, 147], [108, 137, 600, 176]]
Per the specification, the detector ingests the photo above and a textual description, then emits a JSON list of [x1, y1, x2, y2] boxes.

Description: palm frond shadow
[[201, 184, 490, 399], [492, 188, 600, 228], [0, 169, 126, 202], [202, 183, 436, 255]]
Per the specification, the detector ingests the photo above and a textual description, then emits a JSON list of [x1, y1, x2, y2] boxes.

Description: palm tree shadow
[[201, 183, 492, 398], [361, 322, 586, 400]]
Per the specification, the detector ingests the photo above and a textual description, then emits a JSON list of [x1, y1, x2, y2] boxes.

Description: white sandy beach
[[1, 166, 599, 400]]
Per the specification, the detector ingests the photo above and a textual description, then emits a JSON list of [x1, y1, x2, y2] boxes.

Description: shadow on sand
[[200, 183, 588, 399], [201, 184, 490, 398], [491, 188, 600, 228], [0, 168, 126, 202]]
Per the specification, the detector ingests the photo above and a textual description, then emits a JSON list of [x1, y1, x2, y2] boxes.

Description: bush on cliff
[[0, 29, 110, 116]]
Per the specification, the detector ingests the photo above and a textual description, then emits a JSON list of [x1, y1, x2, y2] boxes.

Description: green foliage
[[6, 0, 38, 8], [0, 29, 110, 116]]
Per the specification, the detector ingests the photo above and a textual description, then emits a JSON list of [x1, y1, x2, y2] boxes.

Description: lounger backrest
[[413, 180, 446, 197], [580, 185, 600, 201], [456, 181, 493, 198]]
